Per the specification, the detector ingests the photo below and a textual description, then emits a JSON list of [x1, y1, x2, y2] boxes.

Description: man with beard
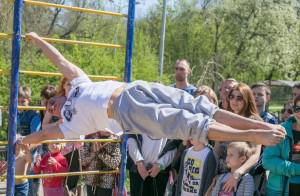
[[172, 59, 196, 96]]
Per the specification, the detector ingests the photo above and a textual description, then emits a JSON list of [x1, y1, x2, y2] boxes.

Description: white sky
[[104, 0, 161, 18]]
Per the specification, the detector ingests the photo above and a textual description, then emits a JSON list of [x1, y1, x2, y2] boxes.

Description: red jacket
[[33, 151, 68, 188]]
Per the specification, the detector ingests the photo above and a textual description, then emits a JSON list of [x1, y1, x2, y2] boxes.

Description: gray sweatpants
[[112, 81, 219, 142]]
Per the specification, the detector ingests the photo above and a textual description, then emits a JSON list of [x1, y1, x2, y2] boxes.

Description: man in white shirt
[[127, 134, 177, 196], [18, 32, 286, 147]]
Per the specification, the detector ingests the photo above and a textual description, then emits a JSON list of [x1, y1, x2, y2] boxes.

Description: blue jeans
[[15, 181, 29, 196]]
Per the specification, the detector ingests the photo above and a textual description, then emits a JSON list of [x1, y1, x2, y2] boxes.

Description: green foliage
[[143, 0, 300, 89], [1, 0, 300, 111]]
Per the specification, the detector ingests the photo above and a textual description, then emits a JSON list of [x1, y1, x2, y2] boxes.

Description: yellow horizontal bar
[[14, 169, 119, 179], [0, 105, 46, 111], [41, 37, 124, 48], [0, 138, 121, 146], [41, 138, 121, 144], [24, 0, 127, 17], [19, 106, 45, 110], [0, 33, 124, 49], [0, 69, 120, 81], [0, 33, 10, 39]]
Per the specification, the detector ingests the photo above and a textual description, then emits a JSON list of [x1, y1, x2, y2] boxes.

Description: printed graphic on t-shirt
[[63, 87, 81, 122], [182, 157, 202, 194]]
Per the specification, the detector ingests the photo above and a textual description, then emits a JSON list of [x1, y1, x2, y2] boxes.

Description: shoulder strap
[[158, 139, 181, 159], [65, 145, 76, 184]]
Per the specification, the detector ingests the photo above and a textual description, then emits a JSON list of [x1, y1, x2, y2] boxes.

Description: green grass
[[269, 105, 282, 113], [125, 170, 130, 192]]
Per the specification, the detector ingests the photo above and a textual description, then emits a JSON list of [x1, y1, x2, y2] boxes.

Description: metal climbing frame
[[5, 0, 136, 195]]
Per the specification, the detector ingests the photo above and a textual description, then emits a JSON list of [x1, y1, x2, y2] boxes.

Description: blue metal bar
[[123, 0, 135, 83], [119, 0, 136, 195], [7, 0, 24, 195]]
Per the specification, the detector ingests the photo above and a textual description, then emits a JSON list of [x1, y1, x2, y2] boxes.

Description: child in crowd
[[33, 142, 68, 196], [167, 85, 218, 195], [15, 134, 32, 196], [80, 131, 121, 196], [210, 142, 255, 196], [42, 79, 82, 194], [17, 86, 42, 196], [175, 137, 216, 196], [1, 134, 32, 195], [17, 86, 41, 136]]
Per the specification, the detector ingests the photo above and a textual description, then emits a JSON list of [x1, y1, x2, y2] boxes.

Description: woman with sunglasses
[[263, 95, 300, 196], [281, 102, 294, 123], [214, 83, 262, 193]]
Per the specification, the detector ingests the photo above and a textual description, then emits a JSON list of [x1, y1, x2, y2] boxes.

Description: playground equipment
[[0, 0, 137, 195]]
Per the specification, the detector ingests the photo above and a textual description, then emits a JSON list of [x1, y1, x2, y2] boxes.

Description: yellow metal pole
[[40, 37, 124, 48], [0, 33, 124, 48], [0, 105, 46, 111], [0, 141, 8, 145], [0, 138, 121, 146], [40, 138, 121, 144], [23, 0, 127, 17], [14, 169, 119, 179], [0, 69, 120, 80]]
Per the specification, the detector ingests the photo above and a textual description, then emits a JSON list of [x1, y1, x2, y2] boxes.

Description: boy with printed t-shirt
[[18, 33, 286, 148], [175, 138, 216, 196]]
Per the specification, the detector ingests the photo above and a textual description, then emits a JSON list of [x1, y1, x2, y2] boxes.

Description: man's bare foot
[[253, 129, 285, 146]]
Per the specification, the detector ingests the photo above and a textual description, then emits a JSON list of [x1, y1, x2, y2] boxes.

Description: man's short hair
[[175, 59, 190, 69], [40, 85, 57, 100], [293, 83, 300, 89], [18, 86, 31, 98], [224, 78, 237, 83], [251, 82, 271, 95]]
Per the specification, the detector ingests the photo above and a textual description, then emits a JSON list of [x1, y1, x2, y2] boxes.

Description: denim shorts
[[15, 181, 29, 196]]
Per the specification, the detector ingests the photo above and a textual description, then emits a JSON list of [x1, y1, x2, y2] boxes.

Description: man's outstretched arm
[[25, 32, 85, 81], [207, 122, 284, 146], [20, 126, 64, 145]]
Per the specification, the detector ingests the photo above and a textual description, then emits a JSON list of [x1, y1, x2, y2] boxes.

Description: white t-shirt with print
[[59, 74, 124, 138], [181, 146, 210, 196]]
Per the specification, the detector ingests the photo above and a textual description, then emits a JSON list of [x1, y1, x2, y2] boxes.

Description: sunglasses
[[281, 108, 293, 114], [228, 94, 243, 101], [293, 105, 300, 113]]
